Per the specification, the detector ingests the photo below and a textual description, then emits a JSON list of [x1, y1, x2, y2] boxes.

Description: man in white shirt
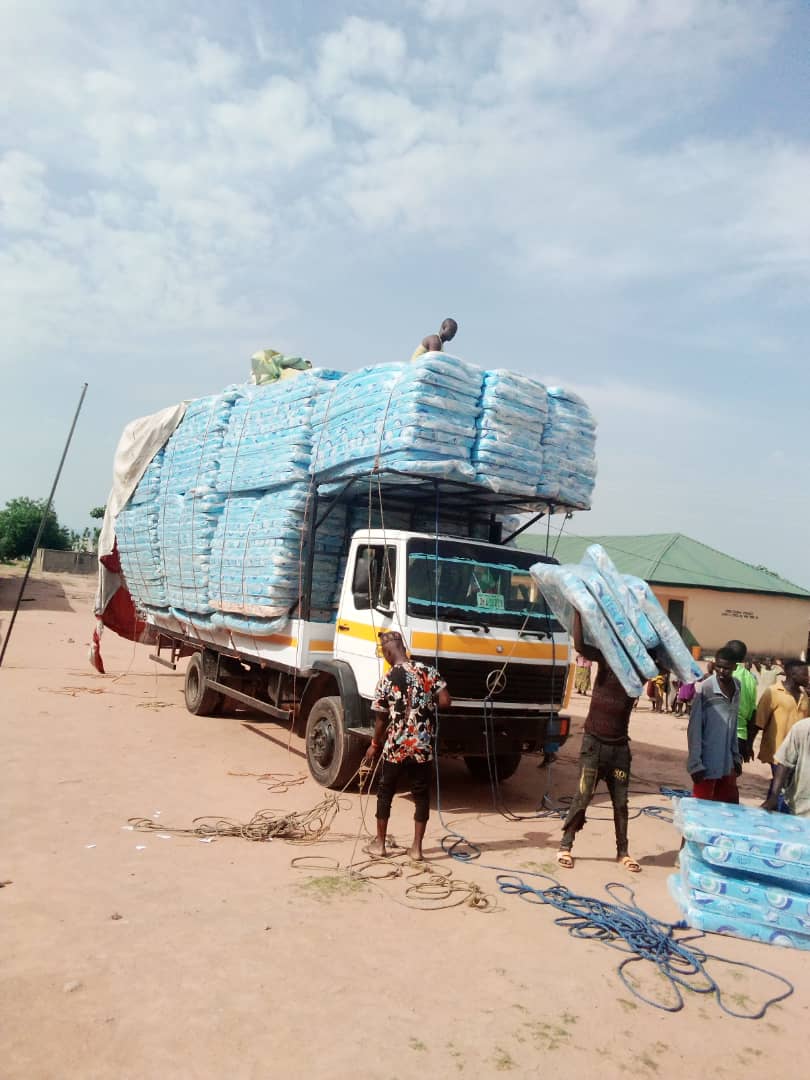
[[762, 716, 810, 817]]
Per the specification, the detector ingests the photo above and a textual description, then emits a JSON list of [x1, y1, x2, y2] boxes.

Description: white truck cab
[[147, 511, 574, 789]]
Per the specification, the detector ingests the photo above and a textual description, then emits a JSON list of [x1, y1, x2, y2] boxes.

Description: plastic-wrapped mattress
[[669, 798, 810, 949], [529, 563, 645, 696]]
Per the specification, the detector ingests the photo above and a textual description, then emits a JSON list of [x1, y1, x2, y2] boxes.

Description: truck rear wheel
[[464, 753, 522, 782], [184, 653, 223, 716], [305, 696, 363, 790]]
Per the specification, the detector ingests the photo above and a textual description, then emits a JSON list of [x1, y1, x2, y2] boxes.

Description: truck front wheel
[[463, 753, 522, 782], [305, 696, 363, 790], [184, 653, 223, 716]]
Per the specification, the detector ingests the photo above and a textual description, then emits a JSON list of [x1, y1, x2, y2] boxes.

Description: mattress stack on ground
[[530, 544, 701, 696], [310, 354, 483, 484], [114, 449, 167, 609], [472, 370, 549, 497], [537, 388, 597, 508], [669, 799, 810, 950]]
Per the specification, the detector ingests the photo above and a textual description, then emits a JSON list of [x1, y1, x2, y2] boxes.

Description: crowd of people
[[362, 625, 809, 872], [561, 636, 809, 871]]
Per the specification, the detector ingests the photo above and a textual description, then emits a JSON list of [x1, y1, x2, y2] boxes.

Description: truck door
[[334, 541, 398, 698]]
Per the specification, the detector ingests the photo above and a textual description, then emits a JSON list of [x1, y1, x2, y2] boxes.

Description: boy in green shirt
[[724, 639, 757, 760]]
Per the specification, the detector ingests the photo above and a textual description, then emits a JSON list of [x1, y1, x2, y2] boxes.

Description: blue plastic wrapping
[[581, 544, 659, 649], [115, 359, 601, 636], [670, 799, 810, 949], [624, 575, 702, 683], [529, 562, 644, 697]]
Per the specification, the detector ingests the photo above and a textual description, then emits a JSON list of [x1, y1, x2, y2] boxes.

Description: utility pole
[[0, 383, 88, 668]]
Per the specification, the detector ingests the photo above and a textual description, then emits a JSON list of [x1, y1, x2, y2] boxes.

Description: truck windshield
[[406, 538, 562, 633]]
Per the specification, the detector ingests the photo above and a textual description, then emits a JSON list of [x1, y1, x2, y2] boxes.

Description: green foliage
[[89, 505, 106, 520], [0, 497, 70, 561]]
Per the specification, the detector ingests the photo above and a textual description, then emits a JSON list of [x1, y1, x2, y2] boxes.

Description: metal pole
[[0, 383, 88, 668]]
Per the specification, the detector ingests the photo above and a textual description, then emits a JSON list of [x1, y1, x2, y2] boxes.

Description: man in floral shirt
[[364, 631, 451, 860]]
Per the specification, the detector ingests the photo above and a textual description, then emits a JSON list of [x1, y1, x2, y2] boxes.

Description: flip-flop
[[619, 855, 641, 873], [556, 851, 574, 870]]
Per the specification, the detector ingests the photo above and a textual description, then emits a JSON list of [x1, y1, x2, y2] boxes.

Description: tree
[[0, 497, 71, 561], [90, 505, 106, 520]]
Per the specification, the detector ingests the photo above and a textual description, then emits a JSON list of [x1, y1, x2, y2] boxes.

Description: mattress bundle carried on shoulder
[[529, 544, 701, 696], [669, 799, 810, 950]]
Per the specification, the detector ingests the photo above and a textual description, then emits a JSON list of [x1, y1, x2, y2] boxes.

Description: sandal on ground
[[619, 855, 641, 873], [556, 850, 574, 870]]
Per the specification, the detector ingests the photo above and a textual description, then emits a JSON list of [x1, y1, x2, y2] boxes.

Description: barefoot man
[[557, 611, 643, 873], [364, 631, 451, 860]]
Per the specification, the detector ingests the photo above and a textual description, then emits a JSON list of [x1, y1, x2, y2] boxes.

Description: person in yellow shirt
[[410, 317, 458, 361], [752, 659, 810, 796]]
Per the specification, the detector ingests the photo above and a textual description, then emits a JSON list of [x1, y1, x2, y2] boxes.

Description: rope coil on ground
[[496, 871, 794, 1017], [129, 794, 350, 844]]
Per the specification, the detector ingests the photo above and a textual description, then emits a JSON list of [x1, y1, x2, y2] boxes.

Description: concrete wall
[[651, 584, 810, 658], [35, 549, 97, 575]]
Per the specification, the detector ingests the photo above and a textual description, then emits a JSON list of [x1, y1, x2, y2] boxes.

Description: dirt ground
[[1, 568, 808, 1080]]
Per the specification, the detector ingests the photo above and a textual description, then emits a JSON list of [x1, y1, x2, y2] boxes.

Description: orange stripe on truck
[[410, 632, 569, 662]]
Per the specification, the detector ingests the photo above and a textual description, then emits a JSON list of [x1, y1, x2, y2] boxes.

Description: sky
[[1, 0, 808, 586]]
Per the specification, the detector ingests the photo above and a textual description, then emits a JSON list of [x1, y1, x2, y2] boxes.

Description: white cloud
[[0, 150, 48, 231], [0, 0, 806, 370], [316, 16, 407, 94]]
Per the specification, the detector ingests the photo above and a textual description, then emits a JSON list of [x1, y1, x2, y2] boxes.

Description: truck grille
[[411, 655, 567, 708]]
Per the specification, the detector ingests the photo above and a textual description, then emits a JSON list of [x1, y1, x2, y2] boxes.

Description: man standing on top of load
[[364, 630, 451, 861], [411, 317, 458, 361], [556, 610, 643, 874]]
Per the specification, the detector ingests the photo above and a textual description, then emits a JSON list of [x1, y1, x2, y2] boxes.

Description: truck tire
[[464, 753, 522, 783], [305, 696, 363, 790], [184, 653, 223, 716]]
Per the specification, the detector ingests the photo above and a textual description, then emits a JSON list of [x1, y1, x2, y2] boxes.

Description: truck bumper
[[435, 709, 570, 755]]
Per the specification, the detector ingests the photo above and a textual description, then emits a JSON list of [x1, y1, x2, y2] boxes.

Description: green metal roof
[[516, 531, 810, 598]]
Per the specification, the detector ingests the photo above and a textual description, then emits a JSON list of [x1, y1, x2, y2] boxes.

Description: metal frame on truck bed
[[141, 470, 578, 788]]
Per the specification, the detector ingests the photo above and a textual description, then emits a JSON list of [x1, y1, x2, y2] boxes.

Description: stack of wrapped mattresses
[[670, 799, 810, 950], [114, 355, 599, 634]]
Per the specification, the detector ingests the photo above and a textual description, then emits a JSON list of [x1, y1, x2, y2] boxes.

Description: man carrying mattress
[[556, 611, 642, 874]]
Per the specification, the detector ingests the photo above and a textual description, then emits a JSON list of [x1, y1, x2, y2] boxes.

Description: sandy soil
[[1, 568, 807, 1080]]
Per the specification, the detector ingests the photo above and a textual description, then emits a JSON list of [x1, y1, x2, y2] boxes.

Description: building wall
[[651, 585, 810, 658], [35, 548, 97, 575]]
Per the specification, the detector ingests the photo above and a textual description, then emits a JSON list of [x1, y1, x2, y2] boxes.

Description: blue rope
[[423, 490, 791, 1018], [496, 870, 794, 1017]]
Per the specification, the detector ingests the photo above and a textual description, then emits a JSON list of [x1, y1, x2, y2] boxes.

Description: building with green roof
[[517, 531, 810, 657]]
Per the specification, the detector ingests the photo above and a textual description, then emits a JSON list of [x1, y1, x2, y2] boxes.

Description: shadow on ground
[[0, 573, 75, 613]]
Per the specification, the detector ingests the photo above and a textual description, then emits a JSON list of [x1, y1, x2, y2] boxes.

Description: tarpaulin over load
[[92, 403, 186, 672], [98, 356, 599, 652]]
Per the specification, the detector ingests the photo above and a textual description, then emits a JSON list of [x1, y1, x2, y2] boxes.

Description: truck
[[139, 471, 573, 788]]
